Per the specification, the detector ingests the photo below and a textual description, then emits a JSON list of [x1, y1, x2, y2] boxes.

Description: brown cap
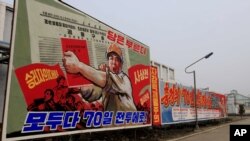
[[106, 43, 123, 62]]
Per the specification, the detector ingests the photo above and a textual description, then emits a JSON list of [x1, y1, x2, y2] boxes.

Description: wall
[[0, 63, 8, 123]]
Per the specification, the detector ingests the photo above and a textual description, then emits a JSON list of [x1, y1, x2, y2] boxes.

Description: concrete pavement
[[168, 117, 250, 141]]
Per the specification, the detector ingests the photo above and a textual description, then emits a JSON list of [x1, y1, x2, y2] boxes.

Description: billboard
[[161, 82, 227, 125], [154, 81, 227, 125], [2, 0, 151, 140]]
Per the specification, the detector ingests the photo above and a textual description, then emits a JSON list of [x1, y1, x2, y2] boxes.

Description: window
[[169, 68, 175, 80], [162, 66, 168, 81]]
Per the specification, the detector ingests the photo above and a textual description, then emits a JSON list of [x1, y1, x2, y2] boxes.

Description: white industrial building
[[226, 90, 250, 115], [151, 60, 176, 84], [0, 1, 12, 123]]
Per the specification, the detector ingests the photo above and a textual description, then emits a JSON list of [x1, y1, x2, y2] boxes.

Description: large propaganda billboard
[[2, 0, 151, 140], [151, 67, 227, 126]]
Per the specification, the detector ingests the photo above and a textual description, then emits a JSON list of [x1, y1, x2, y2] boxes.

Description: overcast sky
[[3, 0, 250, 95]]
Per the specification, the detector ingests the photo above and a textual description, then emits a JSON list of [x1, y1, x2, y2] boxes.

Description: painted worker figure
[[53, 75, 68, 104], [27, 89, 57, 111], [63, 43, 137, 111]]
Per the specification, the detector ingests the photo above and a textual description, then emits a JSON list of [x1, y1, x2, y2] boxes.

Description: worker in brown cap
[[63, 43, 136, 111], [99, 43, 123, 73]]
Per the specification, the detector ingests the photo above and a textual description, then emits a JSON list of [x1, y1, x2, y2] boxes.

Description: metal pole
[[0, 41, 10, 50], [193, 71, 199, 130], [184, 52, 213, 131]]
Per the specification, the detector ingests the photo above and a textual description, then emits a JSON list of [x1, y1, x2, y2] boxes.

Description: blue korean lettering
[[93, 111, 102, 127], [63, 111, 81, 129], [46, 112, 63, 130], [83, 111, 95, 127], [102, 111, 113, 126], [139, 111, 147, 123], [115, 111, 125, 125], [132, 112, 139, 123], [22, 112, 47, 133], [125, 112, 132, 124]]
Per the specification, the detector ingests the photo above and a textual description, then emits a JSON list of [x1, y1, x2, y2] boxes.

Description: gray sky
[[4, 0, 250, 95]]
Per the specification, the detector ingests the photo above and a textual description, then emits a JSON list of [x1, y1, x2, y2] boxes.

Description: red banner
[[151, 66, 161, 126], [210, 92, 227, 117], [128, 64, 151, 123], [15, 63, 66, 106]]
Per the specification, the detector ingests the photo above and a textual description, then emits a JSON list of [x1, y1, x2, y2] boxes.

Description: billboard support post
[[185, 52, 213, 131]]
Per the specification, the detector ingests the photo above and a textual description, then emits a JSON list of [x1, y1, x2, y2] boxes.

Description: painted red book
[[61, 38, 91, 87]]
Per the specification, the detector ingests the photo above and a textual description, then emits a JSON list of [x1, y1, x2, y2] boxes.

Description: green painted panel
[[7, 0, 31, 134]]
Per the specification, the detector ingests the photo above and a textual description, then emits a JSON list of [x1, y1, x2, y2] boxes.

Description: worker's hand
[[63, 51, 80, 74], [98, 63, 108, 72]]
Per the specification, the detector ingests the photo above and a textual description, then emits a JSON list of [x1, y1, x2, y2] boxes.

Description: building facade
[[151, 60, 176, 84], [0, 1, 12, 123], [226, 90, 250, 115], [0, 1, 12, 42]]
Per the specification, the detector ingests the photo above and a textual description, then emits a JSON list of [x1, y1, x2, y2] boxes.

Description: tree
[[239, 104, 245, 119]]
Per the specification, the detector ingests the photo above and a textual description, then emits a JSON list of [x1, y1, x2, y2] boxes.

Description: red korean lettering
[[140, 46, 147, 55], [133, 43, 141, 53], [126, 39, 133, 48], [107, 30, 117, 41], [117, 35, 124, 45]]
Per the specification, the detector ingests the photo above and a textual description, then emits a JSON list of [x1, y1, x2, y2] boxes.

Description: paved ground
[[169, 116, 250, 141]]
